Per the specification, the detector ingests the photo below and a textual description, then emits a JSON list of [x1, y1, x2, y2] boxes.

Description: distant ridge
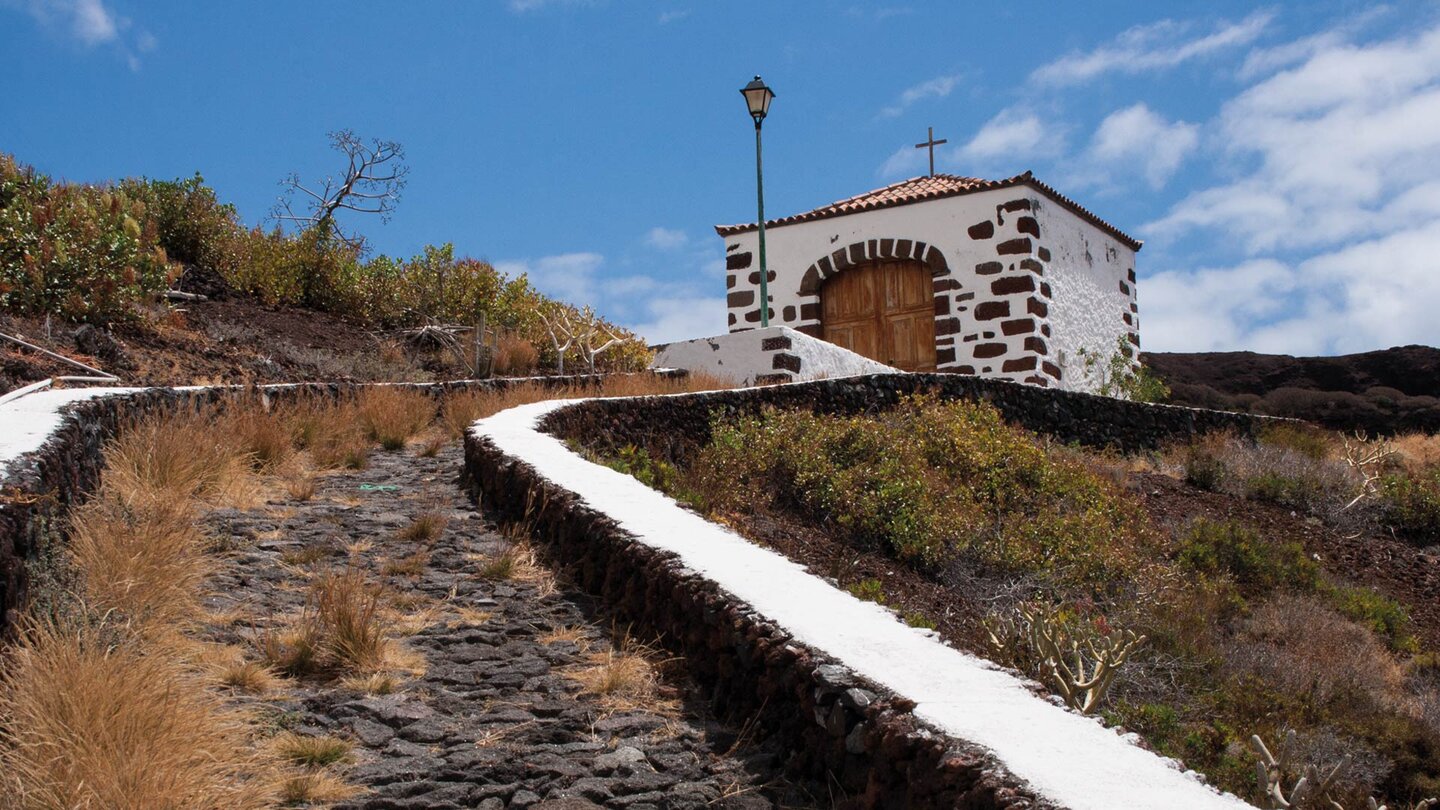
[[1144, 345, 1440, 434]]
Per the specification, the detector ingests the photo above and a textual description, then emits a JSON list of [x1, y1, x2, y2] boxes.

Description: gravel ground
[[199, 442, 818, 810]]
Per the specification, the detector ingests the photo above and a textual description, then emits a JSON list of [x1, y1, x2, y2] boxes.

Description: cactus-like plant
[[983, 603, 1144, 715], [1252, 731, 1350, 809], [1367, 799, 1438, 810]]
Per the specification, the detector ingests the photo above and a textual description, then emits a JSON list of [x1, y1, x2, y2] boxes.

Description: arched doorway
[[821, 259, 937, 371]]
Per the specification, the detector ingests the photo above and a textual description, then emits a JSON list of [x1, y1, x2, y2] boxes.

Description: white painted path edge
[[0, 386, 147, 478], [473, 398, 1257, 810]]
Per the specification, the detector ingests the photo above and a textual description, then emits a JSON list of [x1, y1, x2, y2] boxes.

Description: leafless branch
[[272, 129, 409, 248]]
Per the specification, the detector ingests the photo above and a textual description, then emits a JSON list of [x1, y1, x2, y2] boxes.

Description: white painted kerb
[[0, 386, 147, 478], [473, 399, 1255, 810]]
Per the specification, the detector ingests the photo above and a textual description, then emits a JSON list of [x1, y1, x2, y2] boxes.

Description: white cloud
[[1144, 219, 1440, 355], [1146, 23, 1440, 252], [5, 0, 157, 68], [1086, 104, 1198, 189], [1031, 11, 1273, 85], [497, 249, 727, 345], [657, 9, 688, 24], [625, 297, 728, 345], [495, 252, 605, 305], [879, 74, 961, 118], [878, 144, 927, 178], [69, 0, 114, 43], [6, 0, 115, 43], [1142, 259, 1303, 353], [1238, 7, 1388, 79], [1137, 20, 1440, 354], [878, 109, 1060, 179], [957, 108, 1058, 164], [644, 226, 687, 250], [508, 0, 592, 12]]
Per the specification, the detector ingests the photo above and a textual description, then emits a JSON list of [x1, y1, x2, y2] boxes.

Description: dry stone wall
[[463, 427, 1050, 809], [542, 372, 1285, 466]]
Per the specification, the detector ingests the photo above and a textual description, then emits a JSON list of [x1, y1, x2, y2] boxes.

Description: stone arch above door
[[798, 238, 950, 296]]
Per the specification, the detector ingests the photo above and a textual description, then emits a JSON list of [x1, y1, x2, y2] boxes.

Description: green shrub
[[119, 174, 244, 277], [1175, 519, 1318, 594], [903, 611, 937, 629], [691, 395, 1153, 586], [1257, 423, 1335, 461], [1184, 447, 1228, 491], [606, 445, 693, 504], [847, 578, 885, 604], [0, 154, 178, 322], [1323, 583, 1417, 653], [1379, 471, 1440, 545], [1243, 471, 1327, 511]]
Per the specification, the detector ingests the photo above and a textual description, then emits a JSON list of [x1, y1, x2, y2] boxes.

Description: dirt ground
[[0, 296, 425, 394], [201, 441, 816, 809]]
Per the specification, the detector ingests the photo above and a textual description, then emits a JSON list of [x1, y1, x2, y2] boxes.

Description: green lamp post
[[740, 75, 775, 328]]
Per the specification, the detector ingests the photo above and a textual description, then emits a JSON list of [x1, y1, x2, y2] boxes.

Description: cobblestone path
[[200, 443, 816, 809]]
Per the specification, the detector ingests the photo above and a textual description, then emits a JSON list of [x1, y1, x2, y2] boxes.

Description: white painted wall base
[[651, 326, 896, 386]]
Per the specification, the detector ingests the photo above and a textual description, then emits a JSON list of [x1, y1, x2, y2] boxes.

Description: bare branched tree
[[537, 303, 626, 374], [273, 129, 408, 247]]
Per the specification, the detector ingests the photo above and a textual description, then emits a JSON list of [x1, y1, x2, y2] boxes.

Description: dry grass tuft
[[539, 625, 590, 649], [0, 620, 277, 810], [478, 548, 519, 581], [104, 409, 257, 508], [1392, 432, 1440, 476], [285, 472, 318, 502], [566, 635, 673, 714], [416, 430, 447, 458], [220, 404, 293, 471], [1225, 593, 1407, 713], [279, 398, 370, 471], [260, 566, 416, 679], [219, 659, 282, 695], [277, 769, 360, 806], [397, 510, 448, 544], [447, 606, 494, 627], [439, 384, 546, 439], [357, 386, 434, 451], [381, 551, 431, 578], [493, 333, 540, 375], [384, 603, 443, 636], [258, 622, 323, 678], [281, 544, 330, 567], [311, 567, 390, 673], [67, 498, 210, 630], [339, 672, 400, 695], [272, 733, 352, 768]]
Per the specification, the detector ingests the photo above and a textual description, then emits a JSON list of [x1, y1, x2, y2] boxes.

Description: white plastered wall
[[721, 182, 1140, 393], [1036, 200, 1139, 393]]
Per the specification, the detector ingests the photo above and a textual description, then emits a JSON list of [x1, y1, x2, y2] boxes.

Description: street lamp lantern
[[740, 76, 775, 125], [740, 75, 775, 327]]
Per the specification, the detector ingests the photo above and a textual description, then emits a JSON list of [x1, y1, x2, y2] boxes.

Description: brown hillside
[[1145, 345, 1440, 434]]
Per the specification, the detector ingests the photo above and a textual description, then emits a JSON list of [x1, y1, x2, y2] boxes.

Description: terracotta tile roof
[[714, 171, 1143, 251]]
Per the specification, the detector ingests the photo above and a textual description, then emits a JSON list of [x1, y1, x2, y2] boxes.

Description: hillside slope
[[1145, 345, 1440, 434]]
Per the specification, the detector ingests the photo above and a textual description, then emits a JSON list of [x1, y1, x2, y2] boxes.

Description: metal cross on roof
[[914, 126, 948, 177]]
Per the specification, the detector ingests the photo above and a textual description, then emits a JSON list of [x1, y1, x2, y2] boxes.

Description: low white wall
[[651, 325, 895, 386]]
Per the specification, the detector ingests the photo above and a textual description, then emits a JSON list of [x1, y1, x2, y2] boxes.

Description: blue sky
[[3, 1, 1438, 355]]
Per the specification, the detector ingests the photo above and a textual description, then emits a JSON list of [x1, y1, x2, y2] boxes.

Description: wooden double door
[[820, 259, 937, 371]]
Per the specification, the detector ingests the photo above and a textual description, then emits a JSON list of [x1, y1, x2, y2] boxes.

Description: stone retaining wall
[[0, 375, 627, 637], [542, 372, 1285, 463], [462, 429, 1048, 809]]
